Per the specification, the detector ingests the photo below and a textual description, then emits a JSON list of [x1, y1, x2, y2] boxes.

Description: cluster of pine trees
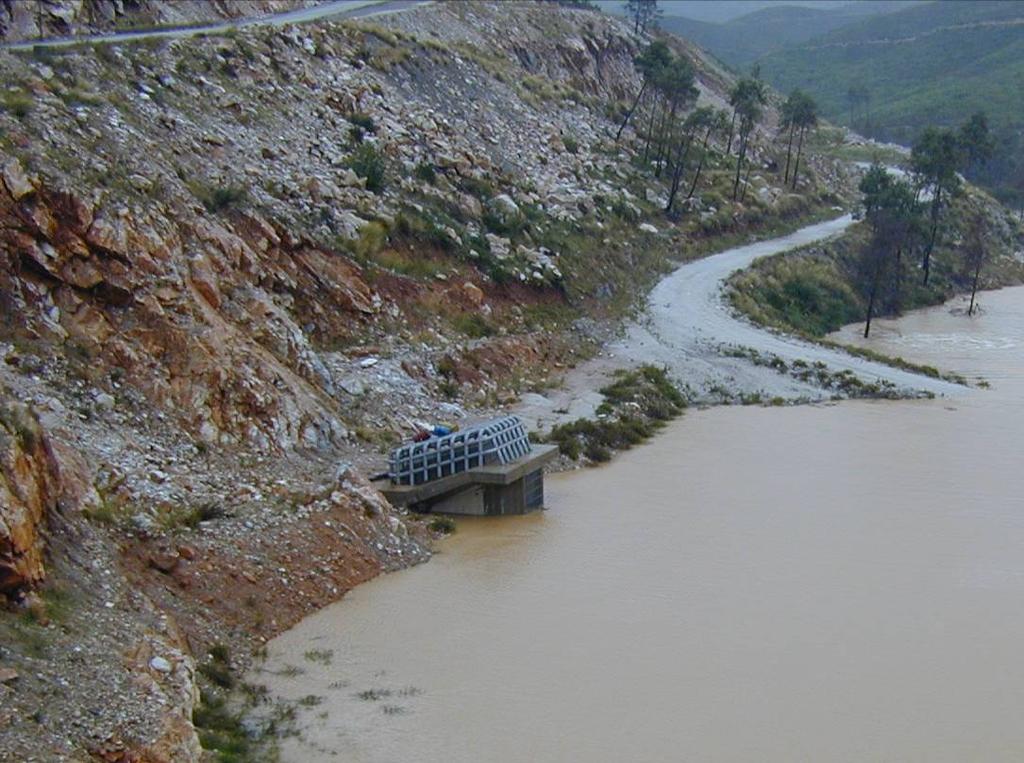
[[857, 113, 995, 335], [612, 1, 1005, 337], [616, 41, 729, 214], [617, 43, 820, 215]]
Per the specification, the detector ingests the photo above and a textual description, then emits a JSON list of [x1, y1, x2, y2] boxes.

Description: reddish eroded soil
[[121, 469, 433, 655]]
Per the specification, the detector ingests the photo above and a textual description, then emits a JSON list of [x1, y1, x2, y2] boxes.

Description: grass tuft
[[428, 516, 456, 535]]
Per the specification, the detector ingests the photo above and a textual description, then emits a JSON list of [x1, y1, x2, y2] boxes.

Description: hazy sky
[[593, 1, 864, 23]]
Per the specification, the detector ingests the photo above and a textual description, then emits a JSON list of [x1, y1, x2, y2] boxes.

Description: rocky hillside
[[1, 0, 315, 43], [0, 2, 856, 759]]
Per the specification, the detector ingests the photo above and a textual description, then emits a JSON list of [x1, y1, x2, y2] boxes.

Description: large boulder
[[1, 158, 34, 200], [486, 194, 521, 228]]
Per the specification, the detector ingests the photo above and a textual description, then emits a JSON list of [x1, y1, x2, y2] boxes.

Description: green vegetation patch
[[346, 144, 388, 194], [428, 516, 456, 534], [758, 0, 1024, 202], [193, 688, 277, 763], [816, 340, 968, 386], [543, 365, 686, 463], [186, 180, 249, 215], [729, 253, 863, 336], [192, 645, 301, 762], [721, 345, 907, 398]]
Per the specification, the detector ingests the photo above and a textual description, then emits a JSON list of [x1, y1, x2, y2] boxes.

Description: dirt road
[[517, 214, 964, 431]]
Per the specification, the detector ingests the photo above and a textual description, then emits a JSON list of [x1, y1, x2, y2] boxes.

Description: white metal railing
[[389, 415, 533, 486]]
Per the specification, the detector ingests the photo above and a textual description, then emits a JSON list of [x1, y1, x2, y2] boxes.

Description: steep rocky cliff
[[0, 2, 855, 758], [1, 0, 314, 42], [0, 397, 95, 596]]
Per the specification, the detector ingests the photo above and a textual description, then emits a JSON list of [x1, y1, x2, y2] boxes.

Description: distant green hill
[[657, 1, 920, 67], [758, 0, 1024, 203]]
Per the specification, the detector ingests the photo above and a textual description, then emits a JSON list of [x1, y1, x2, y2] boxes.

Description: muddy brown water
[[260, 287, 1024, 762]]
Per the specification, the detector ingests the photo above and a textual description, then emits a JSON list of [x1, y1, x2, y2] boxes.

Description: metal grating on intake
[[388, 415, 533, 486], [522, 469, 544, 510]]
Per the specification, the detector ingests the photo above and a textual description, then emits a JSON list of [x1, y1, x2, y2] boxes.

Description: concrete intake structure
[[382, 416, 558, 516]]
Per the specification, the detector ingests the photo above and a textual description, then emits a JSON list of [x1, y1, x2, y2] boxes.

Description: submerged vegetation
[[719, 344, 948, 398]]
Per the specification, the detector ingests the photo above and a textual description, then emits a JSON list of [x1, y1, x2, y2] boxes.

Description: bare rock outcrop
[[0, 397, 97, 599], [0, 159, 379, 452]]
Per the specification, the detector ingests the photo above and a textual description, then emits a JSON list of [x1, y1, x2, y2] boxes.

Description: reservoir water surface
[[260, 286, 1024, 762]]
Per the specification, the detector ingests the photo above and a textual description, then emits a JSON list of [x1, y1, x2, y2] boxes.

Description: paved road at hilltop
[[517, 214, 966, 431], [0, 0, 429, 50]]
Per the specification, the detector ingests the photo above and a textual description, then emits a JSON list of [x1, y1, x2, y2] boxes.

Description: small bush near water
[[428, 516, 456, 534], [192, 642, 300, 762], [543, 365, 686, 463], [198, 643, 235, 689]]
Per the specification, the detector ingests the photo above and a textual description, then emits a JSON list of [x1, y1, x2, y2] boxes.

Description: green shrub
[[347, 144, 387, 193], [437, 379, 459, 399], [348, 112, 376, 132], [610, 197, 639, 221], [1, 92, 33, 119], [199, 661, 235, 690], [198, 643, 235, 689], [544, 365, 685, 463], [394, 207, 457, 252], [458, 175, 496, 200], [192, 182, 249, 214], [452, 313, 494, 338], [769, 271, 862, 335], [584, 442, 611, 462], [482, 209, 523, 237], [729, 255, 863, 337], [374, 248, 446, 279], [562, 135, 579, 154], [352, 220, 389, 261], [436, 355, 458, 379], [192, 688, 272, 763], [414, 162, 437, 184], [82, 494, 131, 527]]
